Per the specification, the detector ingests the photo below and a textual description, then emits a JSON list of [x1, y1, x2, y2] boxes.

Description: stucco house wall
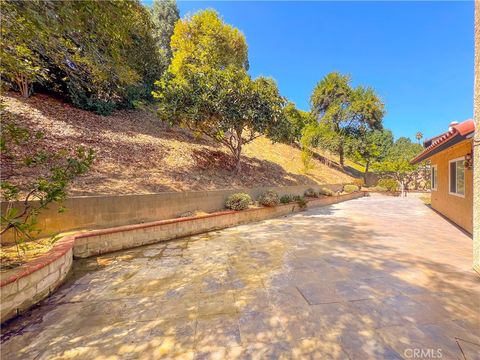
[[429, 139, 473, 234]]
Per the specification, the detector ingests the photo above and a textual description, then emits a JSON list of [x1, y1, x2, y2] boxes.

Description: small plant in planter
[[318, 187, 334, 196], [304, 188, 318, 198], [280, 194, 294, 204], [258, 190, 280, 207], [225, 193, 252, 210], [343, 184, 359, 193]]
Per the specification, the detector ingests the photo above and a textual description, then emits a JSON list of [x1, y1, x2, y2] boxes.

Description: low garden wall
[[1, 184, 344, 243], [73, 192, 364, 258], [0, 190, 364, 323], [1, 236, 74, 323]]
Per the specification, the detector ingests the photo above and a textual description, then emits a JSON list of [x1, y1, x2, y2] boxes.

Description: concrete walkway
[[1, 195, 479, 359]]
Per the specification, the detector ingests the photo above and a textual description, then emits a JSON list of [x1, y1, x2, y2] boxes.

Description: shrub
[[1, 106, 95, 253], [280, 194, 294, 204], [377, 178, 399, 192], [292, 195, 302, 202], [225, 193, 252, 210], [318, 187, 334, 196], [258, 190, 280, 207], [304, 188, 318, 198], [343, 184, 359, 193], [297, 196, 308, 209]]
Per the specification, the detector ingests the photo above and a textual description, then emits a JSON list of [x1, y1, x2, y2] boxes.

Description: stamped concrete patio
[[1, 194, 479, 359]]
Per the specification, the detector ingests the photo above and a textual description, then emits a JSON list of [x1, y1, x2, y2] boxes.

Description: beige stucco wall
[[1, 184, 344, 243], [473, 0, 480, 273], [430, 140, 473, 234]]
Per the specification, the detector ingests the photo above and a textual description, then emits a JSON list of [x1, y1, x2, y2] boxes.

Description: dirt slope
[[2, 92, 356, 196]]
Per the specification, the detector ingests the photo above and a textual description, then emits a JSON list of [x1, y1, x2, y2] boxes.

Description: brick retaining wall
[[73, 192, 364, 258], [1, 236, 74, 323]]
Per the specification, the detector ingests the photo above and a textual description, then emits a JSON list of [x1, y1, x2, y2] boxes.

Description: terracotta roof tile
[[411, 119, 474, 164]]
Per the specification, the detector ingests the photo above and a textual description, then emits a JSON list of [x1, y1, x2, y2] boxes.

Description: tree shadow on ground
[[1, 198, 479, 359], [3, 92, 339, 196], [291, 142, 364, 179], [190, 148, 317, 189]]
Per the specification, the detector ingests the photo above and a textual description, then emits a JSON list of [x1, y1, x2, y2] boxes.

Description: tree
[[1, 1, 51, 98], [373, 137, 424, 189], [1, 0, 161, 113], [416, 131, 423, 144], [155, 66, 288, 170], [351, 129, 394, 175], [282, 102, 313, 143], [310, 72, 385, 166], [155, 10, 289, 171], [1, 102, 94, 252], [150, 0, 180, 68], [168, 9, 249, 75]]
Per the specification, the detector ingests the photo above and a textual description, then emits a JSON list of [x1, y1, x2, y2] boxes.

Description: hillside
[[1, 92, 357, 197]]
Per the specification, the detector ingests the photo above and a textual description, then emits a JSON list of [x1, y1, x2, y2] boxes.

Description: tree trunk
[[338, 144, 345, 167], [233, 129, 243, 173], [15, 74, 30, 98], [363, 160, 370, 183]]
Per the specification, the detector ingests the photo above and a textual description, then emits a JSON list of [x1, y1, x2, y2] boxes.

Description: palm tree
[[415, 131, 423, 144]]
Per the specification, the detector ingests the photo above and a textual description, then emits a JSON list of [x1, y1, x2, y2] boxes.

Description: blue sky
[[154, 1, 474, 141]]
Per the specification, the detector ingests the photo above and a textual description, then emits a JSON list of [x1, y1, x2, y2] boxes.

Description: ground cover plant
[[258, 190, 280, 207], [225, 193, 252, 211], [304, 188, 319, 198]]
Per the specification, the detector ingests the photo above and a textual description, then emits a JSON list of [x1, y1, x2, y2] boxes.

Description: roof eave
[[410, 133, 471, 164]]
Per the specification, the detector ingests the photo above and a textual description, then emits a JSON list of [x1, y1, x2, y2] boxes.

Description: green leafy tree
[[282, 102, 313, 143], [1, 1, 51, 98], [373, 137, 424, 189], [155, 66, 287, 170], [351, 129, 394, 174], [169, 9, 249, 75], [151, 0, 180, 67], [1, 0, 161, 113], [310, 72, 385, 166], [1, 103, 94, 252], [155, 10, 289, 171]]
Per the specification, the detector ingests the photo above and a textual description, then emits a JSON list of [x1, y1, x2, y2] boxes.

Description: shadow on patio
[[1, 196, 479, 359]]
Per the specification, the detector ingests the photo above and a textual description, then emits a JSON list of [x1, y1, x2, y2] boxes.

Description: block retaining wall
[[1, 184, 345, 243]]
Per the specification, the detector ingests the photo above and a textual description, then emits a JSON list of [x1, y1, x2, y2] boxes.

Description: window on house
[[449, 158, 465, 196], [431, 165, 437, 190]]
